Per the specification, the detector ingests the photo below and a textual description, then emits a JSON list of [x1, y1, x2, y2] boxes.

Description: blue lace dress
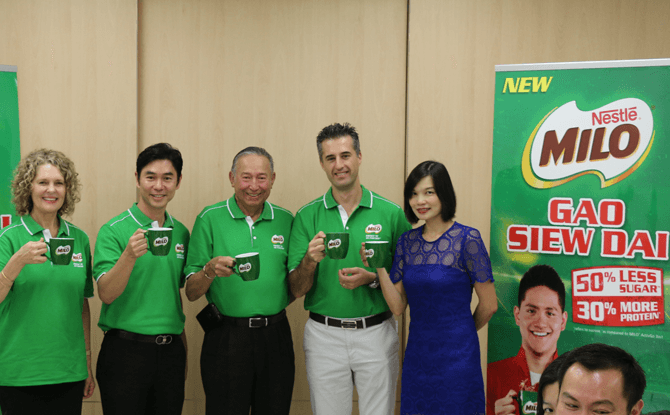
[[390, 222, 494, 415]]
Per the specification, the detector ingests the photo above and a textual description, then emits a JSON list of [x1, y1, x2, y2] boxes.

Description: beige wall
[[0, 1, 137, 411], [2, 0, 669, 414]]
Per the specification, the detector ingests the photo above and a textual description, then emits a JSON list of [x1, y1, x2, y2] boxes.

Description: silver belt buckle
[[249, 317, 268, 328], [155, 335, 173, 345], [340, 319, 358, 329]]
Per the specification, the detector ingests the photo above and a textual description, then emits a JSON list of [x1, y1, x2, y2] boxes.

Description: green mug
[[365, 240, 389, 268], [146, 228, 173, 256], [516, 390, 538, 415], [325, 232, 349, 259], [49, 238, 75, 265], [234, 252, 260, 281]]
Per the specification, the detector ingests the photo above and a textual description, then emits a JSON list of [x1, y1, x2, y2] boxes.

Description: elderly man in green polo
[[185, 146, 295, 415]]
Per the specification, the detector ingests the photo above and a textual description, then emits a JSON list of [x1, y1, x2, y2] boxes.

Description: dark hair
[[403, 161, 456, 224], [136, 143, 183, 182], [231, 146, 274, 174], [518, 264, 566, 311], [557, 343, 646, 413], [537, 351, 572, 413], [316, 123, 360, 161]]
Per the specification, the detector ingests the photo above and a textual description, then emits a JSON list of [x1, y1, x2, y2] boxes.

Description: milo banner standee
[[486, 59, 670, 414], [0, 65, 20, 231]]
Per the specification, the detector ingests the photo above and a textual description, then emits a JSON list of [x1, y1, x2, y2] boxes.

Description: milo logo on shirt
[[56, 246, 71, 255], [328, 239, 341, 249], [154, 237, 169, 247], [271, 234, 286, 250], [239, 263, 252, 273], [365, 224, 382, 234], [175, 243, 185, 259], [72, 253, 83, 262]]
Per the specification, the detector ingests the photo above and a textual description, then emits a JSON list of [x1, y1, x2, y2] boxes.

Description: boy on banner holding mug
[[185, 146, 295, 415], [488, 264, 568, 415], [93, 143, 189, 415]]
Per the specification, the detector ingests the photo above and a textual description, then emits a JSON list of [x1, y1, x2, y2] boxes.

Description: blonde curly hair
[[11, 149, 81, 217]]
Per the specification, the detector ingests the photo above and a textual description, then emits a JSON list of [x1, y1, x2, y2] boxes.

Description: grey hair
[[231, 146, 274, 174]]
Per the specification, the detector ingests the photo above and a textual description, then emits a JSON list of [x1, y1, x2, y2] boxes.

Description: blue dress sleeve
[[389, 231, 407, 284], [462, 227, 494, 284]]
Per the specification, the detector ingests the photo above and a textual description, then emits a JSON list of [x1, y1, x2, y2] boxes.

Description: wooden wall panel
[[0, 0, 138, 411], [138, 0, 408, 413], [406, 0, 670, 390]]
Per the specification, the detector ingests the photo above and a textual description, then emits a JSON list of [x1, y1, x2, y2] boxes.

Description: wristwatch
[[368, 272, 380, 289]]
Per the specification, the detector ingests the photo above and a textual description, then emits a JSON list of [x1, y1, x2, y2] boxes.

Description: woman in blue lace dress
[[363, 161, 498, 415]]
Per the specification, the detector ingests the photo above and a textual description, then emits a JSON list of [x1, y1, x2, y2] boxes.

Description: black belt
[[221, 309, 287, 328], [309, 311, 393, 329], [106, 329, 180, 345]]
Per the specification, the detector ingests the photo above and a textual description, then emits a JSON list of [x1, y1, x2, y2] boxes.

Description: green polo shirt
[[185, 196, 293, 317], [94, 203, 189, 335], [0, 215, 93, 386], [288, 185, 411, 318]]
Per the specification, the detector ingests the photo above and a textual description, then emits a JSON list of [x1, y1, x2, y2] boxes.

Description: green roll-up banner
[[0, 65, 20, 232], [487, 59, 670, 414]]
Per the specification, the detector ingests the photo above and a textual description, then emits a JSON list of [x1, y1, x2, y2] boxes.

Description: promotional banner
[[0, 65, 20, 231], [487, 59, 670, 414]]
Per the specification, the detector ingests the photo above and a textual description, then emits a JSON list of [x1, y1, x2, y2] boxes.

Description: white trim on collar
[[127, 209, 143, 227]]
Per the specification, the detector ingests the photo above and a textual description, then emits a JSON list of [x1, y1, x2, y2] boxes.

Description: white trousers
[[303, 316, 400, 415]]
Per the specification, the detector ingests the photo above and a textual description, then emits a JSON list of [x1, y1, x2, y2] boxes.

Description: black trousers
[[0, 380, 85, 415], [201, 316, 295, 415], [96, 332, 186, 415]]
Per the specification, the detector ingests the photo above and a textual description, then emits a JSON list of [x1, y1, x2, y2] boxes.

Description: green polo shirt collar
[[127, 203, 176, 228], [226, 196, 275, 222], [20, 214, 72, 237], [322, 185, 373, 210]]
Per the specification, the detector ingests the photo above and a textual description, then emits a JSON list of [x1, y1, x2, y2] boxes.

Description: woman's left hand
[[359, 243, 370, 267], [83, 369, 95, 399]]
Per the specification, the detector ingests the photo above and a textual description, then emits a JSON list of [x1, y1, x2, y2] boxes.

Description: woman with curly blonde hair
[[0, 149, 95, 415]]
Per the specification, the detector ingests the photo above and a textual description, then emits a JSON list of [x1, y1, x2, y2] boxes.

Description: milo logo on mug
[[154, 237, 169, 247], [365, 248, 374, 258], [523, 402, 537, 415], [146, 228, 172, 256], [49, 238, 74, 265], [234, 252, 260, 282], [56, 246, 71, 255], [325, 232, 349, 259]]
